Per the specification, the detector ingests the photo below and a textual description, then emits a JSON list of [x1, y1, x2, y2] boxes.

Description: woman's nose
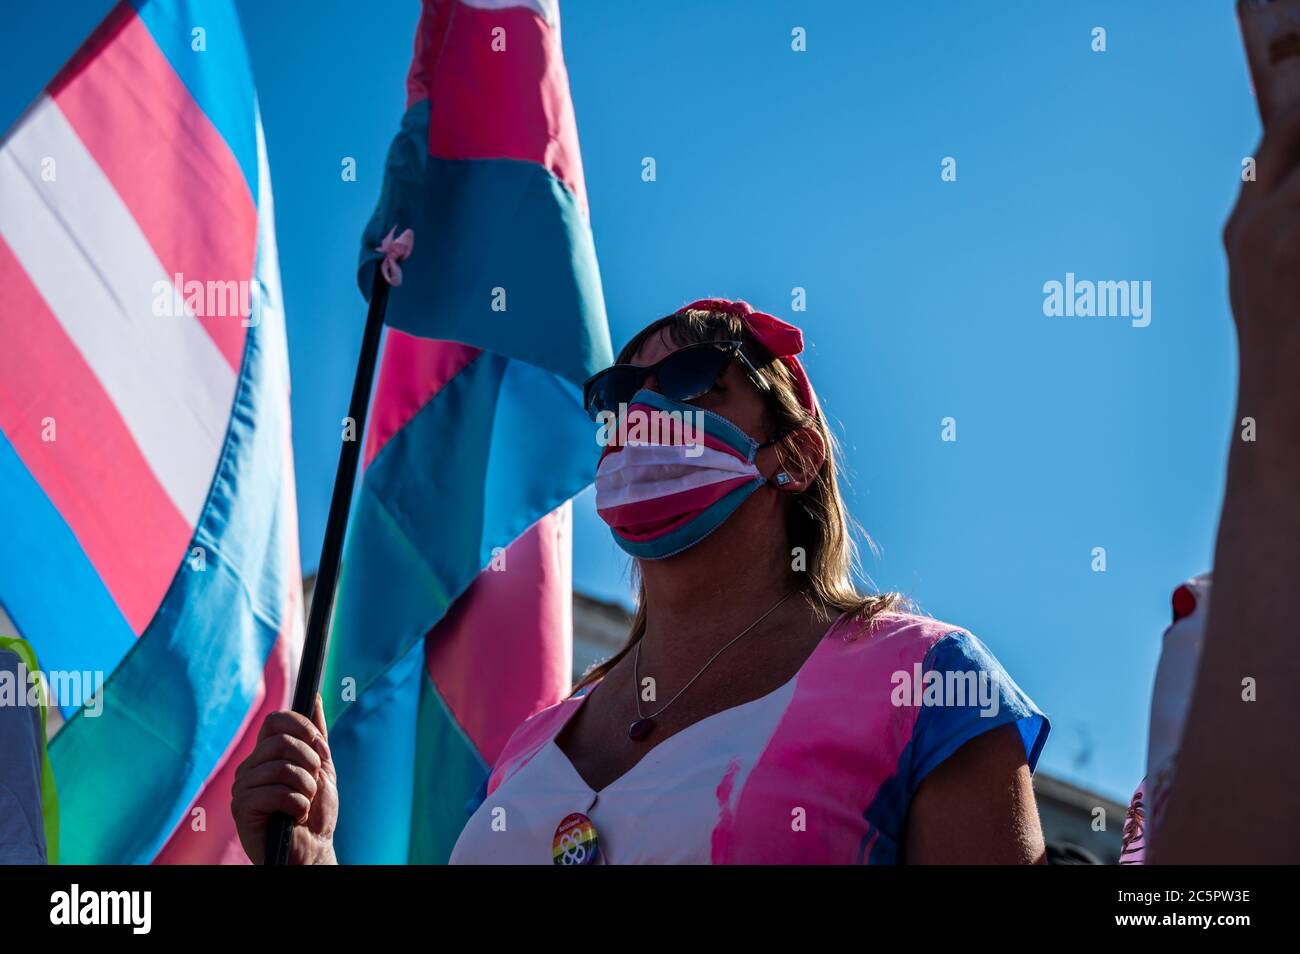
[[639, 372, 661, 395]]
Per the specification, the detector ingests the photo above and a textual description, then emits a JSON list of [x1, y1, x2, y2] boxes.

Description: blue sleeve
[[907, 631, 1050, 796]]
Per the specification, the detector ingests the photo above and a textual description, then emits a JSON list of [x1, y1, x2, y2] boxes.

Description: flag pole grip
[[265, 263, 391, 865]]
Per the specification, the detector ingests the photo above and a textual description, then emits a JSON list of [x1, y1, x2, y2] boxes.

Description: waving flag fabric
[[323, 0, 611, 863], [0, 0, 303, 864]]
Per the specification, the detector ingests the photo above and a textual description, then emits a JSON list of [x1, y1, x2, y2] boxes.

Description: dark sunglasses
[[582, 340, 770, 421]]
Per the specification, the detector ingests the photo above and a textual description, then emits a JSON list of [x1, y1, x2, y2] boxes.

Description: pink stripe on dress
[[487, 693, 585, 797], [711, 613, 953, 864]]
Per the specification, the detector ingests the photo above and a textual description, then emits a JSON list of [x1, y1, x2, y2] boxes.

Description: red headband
[[678, 298, 818, 418]]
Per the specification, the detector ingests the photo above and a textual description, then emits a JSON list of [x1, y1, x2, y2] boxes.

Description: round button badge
[[552, 812, 600, 865]]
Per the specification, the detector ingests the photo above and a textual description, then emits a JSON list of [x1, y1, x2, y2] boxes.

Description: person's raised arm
[[1153, 107, 1300, 863]]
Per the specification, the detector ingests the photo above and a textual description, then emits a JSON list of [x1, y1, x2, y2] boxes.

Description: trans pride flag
[[0, 0, 302, 864], [323, 0, 611, 863]]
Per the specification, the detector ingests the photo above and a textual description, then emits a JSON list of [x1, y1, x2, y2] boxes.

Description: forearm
[[1153, 394, 1300, 862]]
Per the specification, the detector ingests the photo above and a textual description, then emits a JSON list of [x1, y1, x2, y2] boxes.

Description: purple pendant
[[628, 717, 654, 741]]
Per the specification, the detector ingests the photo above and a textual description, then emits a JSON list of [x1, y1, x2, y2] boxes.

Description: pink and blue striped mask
[[594, 389, 767, 559]]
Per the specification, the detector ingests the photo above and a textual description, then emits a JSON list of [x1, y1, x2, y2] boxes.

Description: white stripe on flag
[[0, 96, 237, 526]]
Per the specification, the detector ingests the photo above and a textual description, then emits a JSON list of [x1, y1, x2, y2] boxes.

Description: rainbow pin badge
[[552, 812, 600, 866]]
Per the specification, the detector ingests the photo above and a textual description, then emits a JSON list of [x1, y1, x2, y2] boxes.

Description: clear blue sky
[[4, 1, 1259, 803]]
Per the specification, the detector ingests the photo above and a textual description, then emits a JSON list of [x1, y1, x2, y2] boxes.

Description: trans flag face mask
[[594, 389, 768, 560]]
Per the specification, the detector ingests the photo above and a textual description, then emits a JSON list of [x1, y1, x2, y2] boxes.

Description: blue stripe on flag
[[324, 354, 594, 729], [359, 102, 612, 390], [0, 431, 135, 712], [329, 638, 425, 865], [481, 359, 592, 567], [408, 669, 490, 864], [324, 352, 505, 723]]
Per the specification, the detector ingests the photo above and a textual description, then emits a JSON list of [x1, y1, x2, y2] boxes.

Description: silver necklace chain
[[632, 589, 798, 723]]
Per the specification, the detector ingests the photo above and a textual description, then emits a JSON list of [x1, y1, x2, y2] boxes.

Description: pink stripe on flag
[[406, 0, 588, 212], [0, 236, 191, 634], [364, 331, 481, 467], [50, 7, 255, 373], [426, 505, 572, 767]]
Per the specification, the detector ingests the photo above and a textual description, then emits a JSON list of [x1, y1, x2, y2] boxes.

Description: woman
[[232, 298, 1050, 865]]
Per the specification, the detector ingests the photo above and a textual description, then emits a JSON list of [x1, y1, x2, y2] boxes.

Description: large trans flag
[[0, 0, 303, 864], [323, 0, 611, 863]]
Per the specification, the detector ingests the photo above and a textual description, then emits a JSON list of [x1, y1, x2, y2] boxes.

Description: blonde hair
[[573, 306, 902, 692]]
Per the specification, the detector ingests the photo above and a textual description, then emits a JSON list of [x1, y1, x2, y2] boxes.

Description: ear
[[764, 425, 825, 493]]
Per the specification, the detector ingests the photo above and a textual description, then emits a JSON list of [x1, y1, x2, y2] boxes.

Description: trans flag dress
[[451, 611, 1049, 864]]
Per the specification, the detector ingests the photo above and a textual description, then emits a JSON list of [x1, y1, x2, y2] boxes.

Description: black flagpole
[[264, 262, 391, 865]]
